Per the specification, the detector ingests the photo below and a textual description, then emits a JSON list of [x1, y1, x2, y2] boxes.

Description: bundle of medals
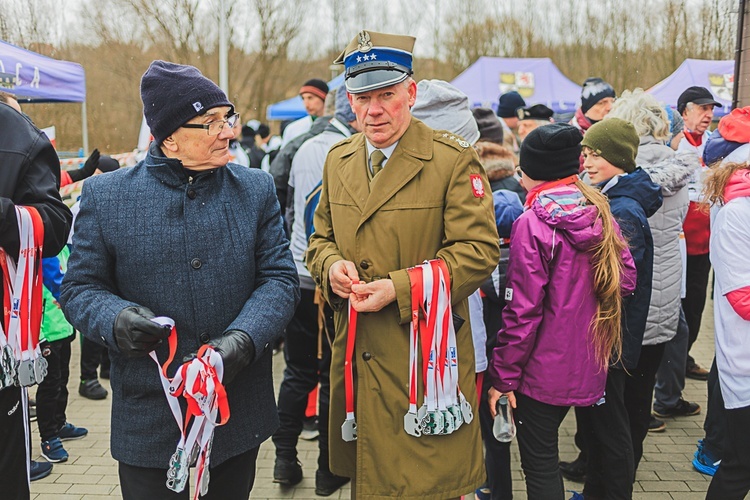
[[340, 260, 473, 443], [0, 206, 47, 389], [149, 317, 230, 500], [403, 259, 473, 437]]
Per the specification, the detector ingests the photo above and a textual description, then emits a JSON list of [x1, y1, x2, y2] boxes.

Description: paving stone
[[32, 291, 720, 498]]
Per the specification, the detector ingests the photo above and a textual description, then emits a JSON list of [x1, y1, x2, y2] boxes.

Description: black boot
[[559, 452, 587, 482], [315, 469, 350, 496]]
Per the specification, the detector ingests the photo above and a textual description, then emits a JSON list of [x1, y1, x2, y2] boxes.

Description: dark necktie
[[370, 149, 386, 178]]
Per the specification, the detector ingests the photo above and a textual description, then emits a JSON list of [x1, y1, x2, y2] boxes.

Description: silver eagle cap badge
[[357, 31, 373, 53]]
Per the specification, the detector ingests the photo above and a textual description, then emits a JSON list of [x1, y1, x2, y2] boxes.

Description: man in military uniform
[[306, 31, 499, 499]]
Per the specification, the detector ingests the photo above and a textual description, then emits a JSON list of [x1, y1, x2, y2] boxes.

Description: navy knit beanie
[[520, 123, 583, 181], [497, 91, 526, 118], [141, 60, 233, 144], [580, 77, 616, 115]]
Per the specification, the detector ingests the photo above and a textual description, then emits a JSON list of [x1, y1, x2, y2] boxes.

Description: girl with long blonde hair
[[487, 123, 636, 500]]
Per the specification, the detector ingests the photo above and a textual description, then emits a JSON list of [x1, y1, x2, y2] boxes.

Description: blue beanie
[[580, 77, 616, 114], [497, 91, 526, 118], [141, 60, 233, 144], [335, 86, 356, 124]]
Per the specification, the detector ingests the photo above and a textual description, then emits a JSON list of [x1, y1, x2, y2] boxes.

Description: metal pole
[[733, 0, 746, 109], [81, 101, 89, 155], [219, 0, 228, 94]]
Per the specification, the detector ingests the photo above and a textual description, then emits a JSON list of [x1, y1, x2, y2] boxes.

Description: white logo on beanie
[[193, 101, 204, 112], [582, 82, 611, 99]]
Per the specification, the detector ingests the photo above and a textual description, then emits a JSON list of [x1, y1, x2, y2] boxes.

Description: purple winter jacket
[[488, 186, 636, 407]]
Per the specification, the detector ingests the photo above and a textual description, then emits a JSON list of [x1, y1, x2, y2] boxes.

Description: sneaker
[[648, 416, 667, 432], [686, 364, 709, 381], [41, 437, 69, 463], [315, 469, 350, 496], [300, 417, 320, 441], [273, 458, 303, 486], [79, 379, 108, 400], [475, 484, 491, 500], [58, 422, 88, 441], [559, 454, 586, 482], [652, 399, 701, 418], [30, 460, 53, 481], [692, 439, 721, 476]]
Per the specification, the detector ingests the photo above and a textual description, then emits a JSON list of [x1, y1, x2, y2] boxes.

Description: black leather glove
[[113, 306, 171, 358], [68, 148, 100, 182], [204, 330, 256, 384]]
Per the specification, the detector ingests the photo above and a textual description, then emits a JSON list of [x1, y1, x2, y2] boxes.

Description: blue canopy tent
[[450, 57, 582, 114], [0, 40, 88, 151], [266, 73, 345, 121], [647, 59, 734, 117]]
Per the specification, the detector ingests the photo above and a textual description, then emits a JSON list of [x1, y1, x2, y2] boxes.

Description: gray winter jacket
[[637, 137, 697, 345]]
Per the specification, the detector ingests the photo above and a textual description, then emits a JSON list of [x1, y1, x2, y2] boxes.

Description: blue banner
[[0, 40, 85, 103]]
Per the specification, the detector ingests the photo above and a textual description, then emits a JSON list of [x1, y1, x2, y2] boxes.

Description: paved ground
[[29, 291, 736, 499]]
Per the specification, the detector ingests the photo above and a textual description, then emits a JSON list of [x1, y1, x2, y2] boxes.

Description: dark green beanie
[[580, 118, 639, 173]]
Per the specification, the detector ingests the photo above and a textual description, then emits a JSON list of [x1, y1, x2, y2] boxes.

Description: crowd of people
[[1, 27, 749, 500]]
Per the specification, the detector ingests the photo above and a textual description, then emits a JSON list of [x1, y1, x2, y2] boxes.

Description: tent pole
[[81, 101, 89, 155]]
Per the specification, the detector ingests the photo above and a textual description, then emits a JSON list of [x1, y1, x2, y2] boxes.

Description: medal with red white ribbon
[[0, 206, 46, 389], [405, 259, 472, 438], [148, 317, 230, 499], [341, 283, 360, 442]]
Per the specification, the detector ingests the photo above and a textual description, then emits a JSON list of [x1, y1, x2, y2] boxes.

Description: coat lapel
[[358, 118, 433, 227], [335, 135, 370, 213]]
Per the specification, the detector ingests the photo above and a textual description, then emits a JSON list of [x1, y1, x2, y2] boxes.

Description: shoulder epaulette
[[434, 130, 471, 151]]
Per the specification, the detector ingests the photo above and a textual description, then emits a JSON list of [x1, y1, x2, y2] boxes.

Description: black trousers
[[479, 373, 513, 499], [624, 342, 666, 471], [703, 358, 726, 459], [118, 447, 259, 500], [271, 287, 332, 472], [515, 392, 570, 500], [706, 404, 750, 499], [0, 387, 30, 500], [37, 335, 72, 441], [80, 335, 109, 381], [682, 253, 711, 369], [577, 368, 633, 500]]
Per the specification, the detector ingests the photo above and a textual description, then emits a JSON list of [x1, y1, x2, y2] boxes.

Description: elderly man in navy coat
[[60, 61, 299, 500]]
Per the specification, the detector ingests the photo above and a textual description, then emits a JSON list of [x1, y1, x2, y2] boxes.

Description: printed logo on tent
[[708, 73, 733, 101], [499, 72, 535, 98]]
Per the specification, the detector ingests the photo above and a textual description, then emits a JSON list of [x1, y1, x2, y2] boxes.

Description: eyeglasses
[[182, 113, 240, 136]]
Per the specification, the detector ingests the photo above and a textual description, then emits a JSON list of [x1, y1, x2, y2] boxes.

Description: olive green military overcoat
[[307, 118, 500, 499]]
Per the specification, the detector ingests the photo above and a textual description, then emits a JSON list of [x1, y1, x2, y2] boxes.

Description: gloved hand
[[200, 330, 256, 384], [68, 148, 100, 182], [113, 306, 171, 358]]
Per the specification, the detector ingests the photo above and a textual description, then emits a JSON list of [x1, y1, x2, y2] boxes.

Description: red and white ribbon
[[148, 317, 229, 499]]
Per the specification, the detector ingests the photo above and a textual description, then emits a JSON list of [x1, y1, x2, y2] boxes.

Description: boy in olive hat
[[575, 117, 663, 500]]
